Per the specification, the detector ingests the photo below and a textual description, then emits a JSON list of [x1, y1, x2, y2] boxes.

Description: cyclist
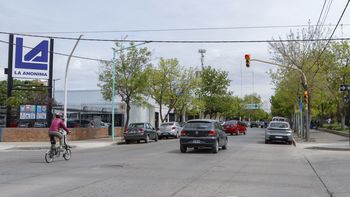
[[48, 112, 70, 151]]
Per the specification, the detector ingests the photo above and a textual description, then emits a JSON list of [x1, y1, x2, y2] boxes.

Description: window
[[185, 121, 212, 129]]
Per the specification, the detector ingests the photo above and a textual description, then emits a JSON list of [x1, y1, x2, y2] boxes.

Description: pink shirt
[[49, 118, 69, 132]]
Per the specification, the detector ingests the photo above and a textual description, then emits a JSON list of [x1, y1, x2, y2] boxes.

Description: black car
[[250, 121, 259, 128], [124, 122, 158, 144], [179, 119, 228, 153]]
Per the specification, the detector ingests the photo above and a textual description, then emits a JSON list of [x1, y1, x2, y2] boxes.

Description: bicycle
[[45, 130, 72, 163]]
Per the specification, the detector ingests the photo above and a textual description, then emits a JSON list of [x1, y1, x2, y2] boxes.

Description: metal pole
[[111, 50, 116, 142], [348, 90, 350, 147], [63, 35, 83, 125], [6, 34, 14, 127]]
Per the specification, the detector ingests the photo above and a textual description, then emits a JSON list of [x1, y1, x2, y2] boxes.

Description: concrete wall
[[0, 127, 117, 142]]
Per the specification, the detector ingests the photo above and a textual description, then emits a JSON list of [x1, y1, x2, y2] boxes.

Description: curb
[[7, 145, 78, 150], [305, 146, 350, 151], [318, 128, 349, 137]]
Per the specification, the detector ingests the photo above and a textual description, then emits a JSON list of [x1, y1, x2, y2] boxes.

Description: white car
[[159, 122, 182, 139]]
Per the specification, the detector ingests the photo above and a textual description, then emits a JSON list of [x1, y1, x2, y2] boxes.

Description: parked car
[[124, 122, 158, 144], [223, 120, 247, 135], [179, 119, 228, 153], [159, 122, 182, 139], [265, 121, 293, 145], [250, 121, 259, 128]]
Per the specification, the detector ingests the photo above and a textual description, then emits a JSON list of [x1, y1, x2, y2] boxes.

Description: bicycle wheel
[[63, 149, 71, 160], [45, 150, 54, 163]]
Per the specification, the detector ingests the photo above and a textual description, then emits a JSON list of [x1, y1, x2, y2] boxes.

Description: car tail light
[[208, 130, 217, 136], [181, 130, 188, 136]]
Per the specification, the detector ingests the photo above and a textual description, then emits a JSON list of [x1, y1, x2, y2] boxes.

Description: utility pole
[[198, 49, 206, 69]]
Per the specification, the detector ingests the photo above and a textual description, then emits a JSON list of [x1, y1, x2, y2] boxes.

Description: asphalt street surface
[[0, 128, 349, 197]]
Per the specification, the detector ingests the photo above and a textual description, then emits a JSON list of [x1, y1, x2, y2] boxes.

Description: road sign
[[246, 104, 259, 109], [339, 84, 349, 92], [12, 36, 51, 79]]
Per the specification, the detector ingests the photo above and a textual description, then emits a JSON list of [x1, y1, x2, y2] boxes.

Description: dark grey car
[[124, 122, 158, 144], [179, 119, 228, 153]]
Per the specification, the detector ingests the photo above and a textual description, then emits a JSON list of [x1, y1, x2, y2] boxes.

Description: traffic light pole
[[250, 58, 310, 141]]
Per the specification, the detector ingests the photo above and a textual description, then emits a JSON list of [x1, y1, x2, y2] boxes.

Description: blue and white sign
[[12, 36, 51, 79]]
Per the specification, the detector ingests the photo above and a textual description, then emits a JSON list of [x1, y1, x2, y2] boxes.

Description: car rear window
[[184, 121, 212, 129], [269, 122, 289, 128], [161, 123, 174, 126], [129, 123, 144, 128]]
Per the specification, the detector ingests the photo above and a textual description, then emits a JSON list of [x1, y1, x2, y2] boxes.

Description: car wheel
[[125, 140, 130, 144], [265, 140, 269, 144], [194, 147, 199, 150], [288, 141, 292, 145], [137, 140, 140, 143], [180, 145, 187, 153], [145, 135, 150, 143], [243, 132, 246, 135], [212, 140, 219, 153], [230, 133, 233, 135]]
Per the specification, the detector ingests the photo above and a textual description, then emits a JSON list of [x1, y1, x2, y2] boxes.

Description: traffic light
[[245, 54, 251, 68], [303, 90, 308, 103]]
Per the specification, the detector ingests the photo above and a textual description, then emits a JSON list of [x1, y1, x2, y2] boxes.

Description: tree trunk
[[124, 100, 131, 133]]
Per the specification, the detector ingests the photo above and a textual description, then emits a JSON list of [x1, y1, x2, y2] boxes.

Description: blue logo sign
[[15, 37, 49, 70]]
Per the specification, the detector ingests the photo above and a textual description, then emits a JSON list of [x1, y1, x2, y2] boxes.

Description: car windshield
[[129, 123, 144, 128], [269, 122, 289, 128], [185, 121, 211, 129]]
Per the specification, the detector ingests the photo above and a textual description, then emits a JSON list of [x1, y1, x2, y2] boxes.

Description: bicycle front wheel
[[63, 149, 71, 160], [45, 151, 54, 163]]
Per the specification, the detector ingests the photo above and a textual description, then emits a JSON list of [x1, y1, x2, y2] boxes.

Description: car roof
[[187, 119, 217, 123]]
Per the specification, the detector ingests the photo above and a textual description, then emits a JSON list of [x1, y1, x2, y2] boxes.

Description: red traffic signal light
[[245, 54, 251, 68]]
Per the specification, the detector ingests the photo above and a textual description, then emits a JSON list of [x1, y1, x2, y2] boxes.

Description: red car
[[223, 120, 247, 135]]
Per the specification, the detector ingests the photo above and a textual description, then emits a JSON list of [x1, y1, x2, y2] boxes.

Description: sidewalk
[[0, 137, 121, 151], [294, 129, 350, 151]]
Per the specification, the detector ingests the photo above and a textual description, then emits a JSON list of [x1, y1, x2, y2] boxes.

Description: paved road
[[0, 128, 348, 197]]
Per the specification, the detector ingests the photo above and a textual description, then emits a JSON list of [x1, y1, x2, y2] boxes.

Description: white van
[[272, 116, 288, 122]]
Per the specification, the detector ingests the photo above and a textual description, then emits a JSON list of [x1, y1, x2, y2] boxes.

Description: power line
[[0, 39, 149, 62], [0, 31, 350, 43], [16, 23, 350, 35], [317, 0, 349, 60]]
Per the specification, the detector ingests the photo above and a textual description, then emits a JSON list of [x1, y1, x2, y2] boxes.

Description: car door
[[215, 122, 224, 146], [147, 123, 155, 139]]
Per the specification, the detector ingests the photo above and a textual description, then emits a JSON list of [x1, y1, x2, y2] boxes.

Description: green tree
[[148, 58, 181, 123], [198, 66, 231, 118], [99, 42, 152, 131]]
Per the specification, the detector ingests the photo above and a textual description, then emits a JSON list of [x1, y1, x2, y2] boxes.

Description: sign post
[[339, 84, 350, 147]]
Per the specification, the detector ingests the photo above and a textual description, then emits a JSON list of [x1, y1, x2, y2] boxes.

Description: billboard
[[12, 36, 50, 79], [19, 105, 47, 120]]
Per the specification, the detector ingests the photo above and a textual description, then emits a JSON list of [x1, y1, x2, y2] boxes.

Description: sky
[[1, 0, 350, 111]]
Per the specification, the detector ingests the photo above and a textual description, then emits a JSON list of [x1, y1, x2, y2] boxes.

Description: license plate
[[192, 140, 201, 143], [275, 136, 282, 139]]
